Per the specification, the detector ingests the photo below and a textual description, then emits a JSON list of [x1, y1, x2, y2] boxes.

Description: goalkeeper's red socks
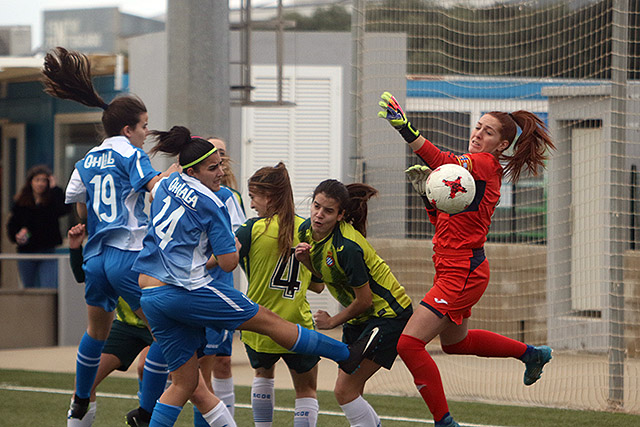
[[397, 334, 449, 422], [440, 329, 527, 358]]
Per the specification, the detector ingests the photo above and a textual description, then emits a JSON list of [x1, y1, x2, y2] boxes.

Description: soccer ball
[[426, 163, 476, 214]]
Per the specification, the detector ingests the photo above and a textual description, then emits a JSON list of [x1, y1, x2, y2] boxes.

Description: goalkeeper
[[379, 92, 556, 427]]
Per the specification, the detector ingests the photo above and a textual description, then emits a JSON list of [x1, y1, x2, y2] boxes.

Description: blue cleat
[[435, 413, 460, 427], [522, 345, 552, 386]]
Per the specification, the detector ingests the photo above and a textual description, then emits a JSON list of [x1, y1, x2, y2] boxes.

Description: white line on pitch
[[0, 383, 507, 427]]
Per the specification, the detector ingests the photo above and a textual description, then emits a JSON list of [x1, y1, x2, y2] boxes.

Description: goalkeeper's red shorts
[[420, 247, 489, 325]]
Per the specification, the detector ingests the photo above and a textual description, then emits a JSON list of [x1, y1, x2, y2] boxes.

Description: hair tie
[[100, 102, 110, 110], [181, 147, 218, 169]]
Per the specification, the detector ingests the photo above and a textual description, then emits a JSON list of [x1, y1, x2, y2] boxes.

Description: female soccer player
[[378, 91, 555, 427], [41, 46, 178, 425], [198, 137, 246, 419], [134, 126, 379, 427], [295, 179, 413, 427], [236, 162, 321, 427]]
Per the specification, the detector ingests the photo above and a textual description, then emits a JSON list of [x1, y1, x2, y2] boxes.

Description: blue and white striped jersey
[[134, 172, 237, 290], [65, 136, 159, 261]]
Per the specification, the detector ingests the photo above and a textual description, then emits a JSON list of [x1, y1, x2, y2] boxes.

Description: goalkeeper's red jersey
[[414, 139, 503, 251]]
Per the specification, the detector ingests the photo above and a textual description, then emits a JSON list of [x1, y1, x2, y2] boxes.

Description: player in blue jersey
[[134, 126, 380, 427], [41, 47, 179, 426], [126, 180, 247, 427]]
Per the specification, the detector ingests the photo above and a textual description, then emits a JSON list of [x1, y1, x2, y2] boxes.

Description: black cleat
[[67, 395, 90, 420], [339, 326, 381, 374], [125, 407, 151, 427]]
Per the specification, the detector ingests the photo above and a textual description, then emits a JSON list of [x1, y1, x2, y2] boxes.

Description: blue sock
[[149, 402, 182, 427], [140, 342, 169, 413], [519, 345, 536, 362], [192, 407, 208, 427], [75, 332, 105, 398], [289, 324, 350, 362]]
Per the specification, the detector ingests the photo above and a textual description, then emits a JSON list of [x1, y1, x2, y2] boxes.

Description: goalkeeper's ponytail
[[489, 111, 556, 183]]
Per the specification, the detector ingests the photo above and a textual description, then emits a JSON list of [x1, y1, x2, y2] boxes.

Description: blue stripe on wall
[[407, 79, 602, 100]]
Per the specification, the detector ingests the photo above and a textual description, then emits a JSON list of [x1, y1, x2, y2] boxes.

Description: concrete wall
[[0, 290, 57, 348]]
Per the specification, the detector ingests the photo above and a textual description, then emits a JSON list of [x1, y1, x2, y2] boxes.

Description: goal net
[[354, 0, 640, 414]]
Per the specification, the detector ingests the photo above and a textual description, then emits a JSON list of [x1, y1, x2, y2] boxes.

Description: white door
[[242, 65, 343, 213]]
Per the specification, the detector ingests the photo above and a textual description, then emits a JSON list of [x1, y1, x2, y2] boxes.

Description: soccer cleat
[[67, 395, 90, 421], [523, 345, 553, 386], [435, 413, 460, 427], [67, 399, 96, 427], [125, 407, 151, 427], [338, 326, 381, 374]]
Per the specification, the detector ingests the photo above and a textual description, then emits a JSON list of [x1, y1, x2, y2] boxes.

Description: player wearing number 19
[[236, 162, 321, 427], [134, 127, 380, 427], [41, 47, 179, 426]]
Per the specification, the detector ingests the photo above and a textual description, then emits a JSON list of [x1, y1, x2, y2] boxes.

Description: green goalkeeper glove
[[378, 91, 421, 143], [405, 164, 432, 197]]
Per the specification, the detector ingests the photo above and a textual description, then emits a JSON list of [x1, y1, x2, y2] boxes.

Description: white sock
[[202, 401, 236, 427], [340, 396, 381, 427], [294, 397, 319, 427], [212, 377, 235, 417], [251, 377, 275, 427]]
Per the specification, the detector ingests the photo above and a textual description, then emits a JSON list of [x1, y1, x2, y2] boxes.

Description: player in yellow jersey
[[296, 179, 413, 427], [236, 162, 322, 427]]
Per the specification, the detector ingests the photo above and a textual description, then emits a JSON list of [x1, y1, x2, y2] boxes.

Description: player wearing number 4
[[133, 127, 380, 427], [41, 47, 180, 425], [235, 162, 322, 427], [295, 179, 413, 427], [378, 92, 556, 427]]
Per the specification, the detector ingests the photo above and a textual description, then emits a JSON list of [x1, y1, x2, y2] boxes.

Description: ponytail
[[489, 110, 555, 183], [42, 47, 147, 138], [248, 162, 295, 259], [150, 126, 215, 171]]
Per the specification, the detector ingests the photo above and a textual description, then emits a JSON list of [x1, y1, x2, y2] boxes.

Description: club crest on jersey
[[457, 155, 472, 172], [326, 251, 335, 267]]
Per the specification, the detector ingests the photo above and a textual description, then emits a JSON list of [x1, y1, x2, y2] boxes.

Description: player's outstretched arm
[[378, 91, 426, 151]]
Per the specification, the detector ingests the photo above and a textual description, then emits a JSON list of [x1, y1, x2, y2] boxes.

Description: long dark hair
[[42, 46, 147, 137], [312, 179, 378, 237], [248, 162, 295, 260], [14, 165, 53, 207], [150, 126, 214, 171], [489, 110, 555, 183]]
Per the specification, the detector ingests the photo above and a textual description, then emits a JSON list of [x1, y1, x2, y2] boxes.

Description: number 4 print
[[269, 248, 302, 299]]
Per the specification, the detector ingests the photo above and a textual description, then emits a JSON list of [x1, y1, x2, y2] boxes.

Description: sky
[[0, 0, 168, 50], [0, 0, 292, 51]]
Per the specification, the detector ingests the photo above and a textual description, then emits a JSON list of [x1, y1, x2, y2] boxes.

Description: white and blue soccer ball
[[425, 163, 476, 214]]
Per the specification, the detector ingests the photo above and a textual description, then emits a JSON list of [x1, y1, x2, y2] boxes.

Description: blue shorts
[[84, 246, 142, 312], [141, 284, 259, 372], [204, 328, 234, 357]]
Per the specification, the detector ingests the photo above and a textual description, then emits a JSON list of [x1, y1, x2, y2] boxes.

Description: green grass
[[1, 369, 639, 426]]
